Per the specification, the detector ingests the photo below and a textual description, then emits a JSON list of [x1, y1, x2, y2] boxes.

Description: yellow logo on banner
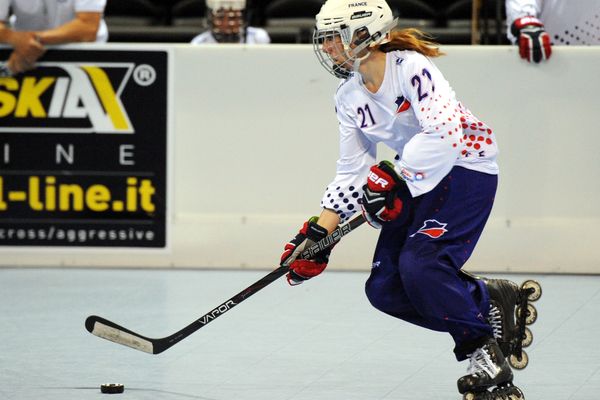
[[0, 63, 134, 133]]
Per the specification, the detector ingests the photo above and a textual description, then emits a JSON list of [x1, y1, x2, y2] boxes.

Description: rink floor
[[0, 267, 598, 400]]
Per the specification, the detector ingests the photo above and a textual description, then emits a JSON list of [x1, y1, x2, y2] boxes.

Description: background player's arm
[[0, 20, 43, 55], [0, 20, 45, 74], [36, 11, 101, 44], [505, 0, 540, 34], [505, 0, 550, 63]]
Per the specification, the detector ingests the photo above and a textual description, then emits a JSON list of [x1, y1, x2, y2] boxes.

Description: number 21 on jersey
[[357, 104, 376, 128]]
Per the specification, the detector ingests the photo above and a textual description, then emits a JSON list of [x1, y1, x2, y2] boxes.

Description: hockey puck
[[100, 383, 124, 394]]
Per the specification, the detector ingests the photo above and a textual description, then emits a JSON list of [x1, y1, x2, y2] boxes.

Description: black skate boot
[[461, 271, 542, 370], [457, 337, 524, 400]]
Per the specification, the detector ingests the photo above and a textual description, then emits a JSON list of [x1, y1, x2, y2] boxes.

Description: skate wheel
[[493, 383, 525, 399], [462, 392, 477, 400], [521, 327, 533, 348], [509, 350, 529, 369], [521, 280, 542, 302], [513, 386, 525, 400], [516, 304, 537, 325], [505, 385, 525, 400]]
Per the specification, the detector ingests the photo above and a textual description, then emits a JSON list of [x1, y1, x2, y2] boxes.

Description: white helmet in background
[[313, 0, 397, 78], [206, 0, 247, 43]]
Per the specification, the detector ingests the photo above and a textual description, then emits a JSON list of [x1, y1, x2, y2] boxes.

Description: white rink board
[[1, 44, 599, 273]]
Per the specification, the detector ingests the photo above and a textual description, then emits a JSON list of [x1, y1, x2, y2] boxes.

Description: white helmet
[[313, 0, 397, 78], [206, 0, 247, 43]]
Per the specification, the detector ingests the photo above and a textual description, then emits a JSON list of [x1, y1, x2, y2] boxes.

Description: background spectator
[[0, 0, 107, 74], [191, 0, 270, 44]]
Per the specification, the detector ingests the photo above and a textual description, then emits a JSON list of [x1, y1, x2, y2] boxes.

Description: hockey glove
[[511, 16, 552, 63], [281, 217, 331, 286], [361, 161, 409, 229]]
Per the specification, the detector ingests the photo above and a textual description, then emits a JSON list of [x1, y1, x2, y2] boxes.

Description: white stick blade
[[91, 321, 154, 354]]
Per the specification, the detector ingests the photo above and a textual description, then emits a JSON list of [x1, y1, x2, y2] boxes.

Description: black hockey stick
[[85, 213, 366, 354]]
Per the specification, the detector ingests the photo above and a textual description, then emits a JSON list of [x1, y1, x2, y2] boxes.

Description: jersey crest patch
[[395, 96, 411, 113], [410, 219, 448, 238]]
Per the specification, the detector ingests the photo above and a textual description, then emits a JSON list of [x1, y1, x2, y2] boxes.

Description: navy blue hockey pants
[[364, 166, 496, 360]]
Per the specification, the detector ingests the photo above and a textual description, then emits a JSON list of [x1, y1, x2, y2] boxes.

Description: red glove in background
[[511, 16, 552, 63]]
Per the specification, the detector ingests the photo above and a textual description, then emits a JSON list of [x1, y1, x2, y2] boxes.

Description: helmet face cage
[[313, 29, 355, 79], [207, 0, 247, 42], [313, 25, 377, 79]]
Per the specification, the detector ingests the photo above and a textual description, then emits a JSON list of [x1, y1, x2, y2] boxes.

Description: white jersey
[[506, 0, 600, 45], [190, 27, 271, 44], [321, 50, 498, 223], [0, 0, 107, 42]]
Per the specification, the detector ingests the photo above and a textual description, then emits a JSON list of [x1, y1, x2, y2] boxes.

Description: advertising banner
[[0, 49, 169, 247]]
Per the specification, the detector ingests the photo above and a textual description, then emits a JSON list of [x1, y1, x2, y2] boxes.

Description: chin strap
[[346, 18, 398, 74]]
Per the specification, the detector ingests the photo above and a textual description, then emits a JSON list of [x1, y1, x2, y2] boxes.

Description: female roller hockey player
[[279, 0, 541, 399]]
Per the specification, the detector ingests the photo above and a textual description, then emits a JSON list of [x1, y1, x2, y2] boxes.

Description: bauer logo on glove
[[368, 170, 392, 189], [361, 161, 411, 229], [280, 217, 333, 286]]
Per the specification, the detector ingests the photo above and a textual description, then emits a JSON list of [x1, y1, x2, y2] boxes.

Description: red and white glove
[[280, 217, 331, 286], [511, 16, 552, 63], [361, 161, 409, 229]]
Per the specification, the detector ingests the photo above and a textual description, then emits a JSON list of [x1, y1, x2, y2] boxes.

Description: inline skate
[[457, 337, 525, 400], [462, 271, 542, 370]]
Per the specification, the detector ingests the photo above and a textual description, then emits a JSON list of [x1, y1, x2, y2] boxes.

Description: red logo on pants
[[410, 219, 448, 238]]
